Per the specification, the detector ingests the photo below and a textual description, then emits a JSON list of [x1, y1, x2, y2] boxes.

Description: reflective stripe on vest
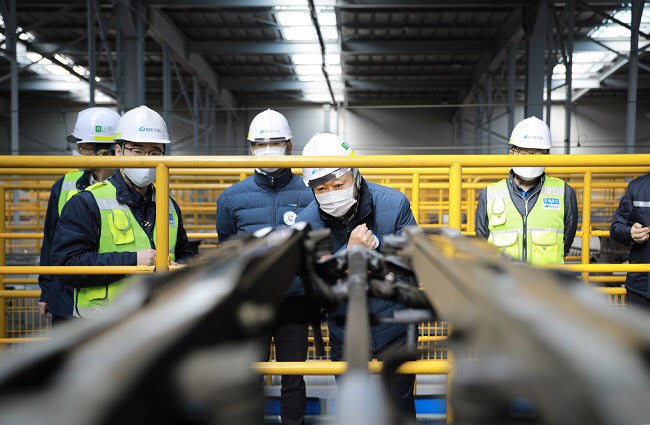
[[57, 170, 85, 215], [74, 180, 179, 318], [486, 177, 565, 265]]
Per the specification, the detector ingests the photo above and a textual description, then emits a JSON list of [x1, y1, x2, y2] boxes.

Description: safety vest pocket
[[490, 231, 519, 258], [529, 230, 560, 265], [84, 285, 108, 302], [491, 198, 507, 226], [108, 210, 135, 245]]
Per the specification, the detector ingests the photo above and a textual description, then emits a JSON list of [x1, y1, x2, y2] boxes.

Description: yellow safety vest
[[486, 176, 565, 265], [74, 180, 178, 318], [58, 170, 85, 215]]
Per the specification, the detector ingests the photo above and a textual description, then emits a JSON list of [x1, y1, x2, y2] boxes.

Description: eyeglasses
[[123, 146, 164, 157], [512, 147, 548, 155], [251, 141, 288, 150], [77, 144, 96, 154]]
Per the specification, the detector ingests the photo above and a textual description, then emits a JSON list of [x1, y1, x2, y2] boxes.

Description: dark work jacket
[[216, 169, 314, 296], [39, 171, 94, 318], [296, 178, 417, 353], [51, 170, 194, 288], [475, 171, 579, 258], [610, 173, 650, 298]]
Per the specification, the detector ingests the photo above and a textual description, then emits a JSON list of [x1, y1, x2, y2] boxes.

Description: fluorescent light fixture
[[45, 64, 71, 76], [303, 92, 344, 103], [317, 11, 336, 26], [326, 65, 342, 75], [282, 26, 317, 41], [25, 52, 42, 62], [297, 74, 325, 81], [277, 11, 312, 26], [320, 26, 339, 40], [296, 64, 322, 75], [292, 53, 340, 65], [55, 54, 75, 66], [73, 65, 90, 76]]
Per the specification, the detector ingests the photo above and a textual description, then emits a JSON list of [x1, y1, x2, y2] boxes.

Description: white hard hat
[[67, 107, 120, 144], [302, 133, 357, 188], [114, 105, 171, 144], [248, 109, 292, 142], [509, 116, 552, 150]]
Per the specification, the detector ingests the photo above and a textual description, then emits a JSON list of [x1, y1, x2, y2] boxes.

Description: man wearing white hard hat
[[216, 109, 313, 425], [475, 116, 578, 265], [38, 107, 120, 324], [296, 133, 418, 417], [51, 106, 194, 318]]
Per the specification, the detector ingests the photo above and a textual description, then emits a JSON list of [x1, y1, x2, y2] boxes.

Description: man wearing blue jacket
[[51, 106, 194, 317], [611, 175, 650, 308], [216, 109, 313, 425], [296, 133, 418, 416], [39, 107, 120, 323]]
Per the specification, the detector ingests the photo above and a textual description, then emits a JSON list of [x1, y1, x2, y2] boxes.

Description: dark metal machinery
[[0, 224, 648, 425]]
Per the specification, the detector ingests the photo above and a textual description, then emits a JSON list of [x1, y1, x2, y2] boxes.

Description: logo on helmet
[[137, 126, 162, 133], [95, 125, 114, 133]]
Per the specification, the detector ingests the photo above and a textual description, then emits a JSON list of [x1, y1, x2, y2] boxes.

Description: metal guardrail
[[0, 154, 647, 344]]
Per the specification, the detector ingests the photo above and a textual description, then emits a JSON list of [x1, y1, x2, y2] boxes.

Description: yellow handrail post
[[0, 188, 5, 340], [449, 163, 462, 230], [582, 171, 592, 282], [412, 172, 420, 223], [155, 164, 170, 274]]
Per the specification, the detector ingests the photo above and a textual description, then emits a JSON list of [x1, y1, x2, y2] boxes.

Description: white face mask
[[512, 166, 544, 181], [253, 145, 287, 173], [123, 168, 156, 187], [315, 185, 357, 217]]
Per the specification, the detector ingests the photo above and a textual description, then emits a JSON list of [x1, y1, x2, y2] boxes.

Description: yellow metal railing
[[0, 156, 645, 352]]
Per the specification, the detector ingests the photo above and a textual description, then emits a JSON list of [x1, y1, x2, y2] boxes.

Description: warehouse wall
[[3, 94, 650, 156]]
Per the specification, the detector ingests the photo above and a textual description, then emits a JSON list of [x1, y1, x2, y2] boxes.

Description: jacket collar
[[508, 169, 545, 197], [319, 178, 372, 228], [254, 168, 293, 189], [76, 170, 93, 190], [109, 170, 152, 207]]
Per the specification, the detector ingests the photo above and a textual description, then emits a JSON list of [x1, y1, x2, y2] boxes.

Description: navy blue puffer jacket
[[296, 178, 417, 353], [611, 173, 650, 298], [216, 169, 314, 295]]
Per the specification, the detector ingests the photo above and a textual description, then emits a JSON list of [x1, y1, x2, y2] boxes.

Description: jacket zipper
[[513, 184, 543, 262], [271, 177, 277, 227]]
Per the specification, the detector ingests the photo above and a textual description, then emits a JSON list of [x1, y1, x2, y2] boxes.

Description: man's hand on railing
[[38, 301, 48, 317], [136, 249, 157, 266], [630, 222, 649, 243]]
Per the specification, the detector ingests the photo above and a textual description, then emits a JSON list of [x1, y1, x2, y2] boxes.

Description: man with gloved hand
[[51, 105, 193, 318], [216, 109, 313, 425], [296, 133, 418, 417]]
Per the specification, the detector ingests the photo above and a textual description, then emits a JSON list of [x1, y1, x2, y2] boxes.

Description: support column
[[508, 41, 516, 139], [626, 0, 644, 154], [118, 0, 145, 110], [564, 0, 574, 154], [486, 75, 493, 154], [162, 44, 173, 153], [545, 3, 554, 127], [87, 0, 96, 106], [525, 0, 548, 119], [193, 76, 199, 155], [6, 0, 18, 155]]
